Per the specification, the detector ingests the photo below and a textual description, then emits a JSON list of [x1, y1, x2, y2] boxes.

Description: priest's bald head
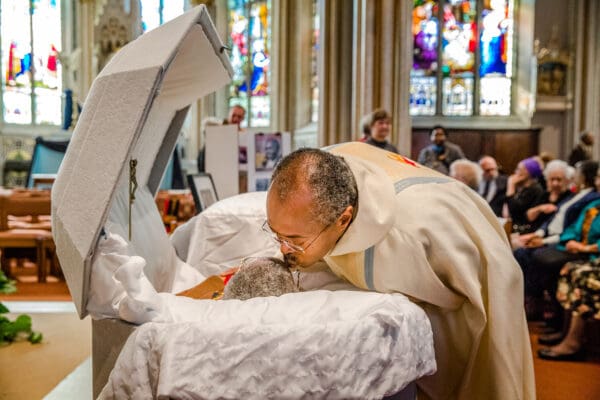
[[265, 148, 357, 268]]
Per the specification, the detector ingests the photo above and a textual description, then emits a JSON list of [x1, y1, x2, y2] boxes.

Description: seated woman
[[517, 160, 599, 250], [506, 157, 545, 233], [527, 186, 600, 327], [514, 160, 600, 319], [525, 160, 572, 233], [538, 259, 600, 361]]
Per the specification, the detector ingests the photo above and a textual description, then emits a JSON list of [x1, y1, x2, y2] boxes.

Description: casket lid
[[51, 6, 232, 318]]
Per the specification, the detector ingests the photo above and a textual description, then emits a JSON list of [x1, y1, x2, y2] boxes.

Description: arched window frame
[[225, 0, 272, 129], [0, 0, 68, 135], [410, 0, 536, 129]]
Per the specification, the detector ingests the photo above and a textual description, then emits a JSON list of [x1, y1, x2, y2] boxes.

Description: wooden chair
[[0, 190, 54, 282]]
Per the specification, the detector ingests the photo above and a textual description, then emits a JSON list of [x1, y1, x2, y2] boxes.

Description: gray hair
[[222, 257, 297, 300], [449, 159, 482, 190], [543, 159, 569, 180], [566, 165, 575, 181], [270, 148, 358, 226]]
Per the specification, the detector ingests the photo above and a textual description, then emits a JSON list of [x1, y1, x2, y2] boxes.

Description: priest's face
[[266, 186, 350, 268]]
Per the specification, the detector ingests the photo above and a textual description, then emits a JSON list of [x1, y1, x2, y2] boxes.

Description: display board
[[205, 124, 239, 199]]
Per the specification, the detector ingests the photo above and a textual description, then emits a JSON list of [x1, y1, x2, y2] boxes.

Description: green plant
[[0, 270, 43, 345]]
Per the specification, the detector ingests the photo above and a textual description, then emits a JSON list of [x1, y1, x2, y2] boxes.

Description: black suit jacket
[[568, 145, 591, 166], [486, 174, 508, 217]]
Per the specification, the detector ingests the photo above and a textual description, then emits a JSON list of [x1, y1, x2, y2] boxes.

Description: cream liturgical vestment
[[324, 143, 535, 400]]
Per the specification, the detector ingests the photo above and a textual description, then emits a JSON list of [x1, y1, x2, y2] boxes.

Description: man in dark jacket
[[417, 125, 465, 175], [568, 131, 594, 166], [478, 155, 508, 216]]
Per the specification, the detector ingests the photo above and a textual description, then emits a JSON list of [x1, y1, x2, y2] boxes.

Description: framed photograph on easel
[[245, 131, 291, 192], [187, 173, 219, 213]]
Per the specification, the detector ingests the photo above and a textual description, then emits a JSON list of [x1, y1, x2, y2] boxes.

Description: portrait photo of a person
[[255, 133, 282, 171]]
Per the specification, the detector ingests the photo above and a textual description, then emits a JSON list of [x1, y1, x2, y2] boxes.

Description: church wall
[[531, 0, 572, 160], [2, 0, 599, 183]]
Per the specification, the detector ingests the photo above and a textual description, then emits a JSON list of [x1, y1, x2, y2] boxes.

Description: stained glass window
[[479, 0, 512, 116], [228, 0, 271, 128], [141, 0, 185, 33], [410, 0, 514, 117], [310, 0, 320, 123], [1, 0, 62, 126], [411, 0, 438, 116]]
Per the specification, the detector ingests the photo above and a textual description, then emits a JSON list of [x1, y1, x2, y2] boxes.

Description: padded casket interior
[[105, 184, 177, 292], [114, 23, 229, 196]]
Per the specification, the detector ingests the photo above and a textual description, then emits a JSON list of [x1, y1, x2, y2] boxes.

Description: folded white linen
[[182, 191, 281, 276], [99, 290, 436, 400], [87, 230, 205, 320], [88, 228, 353, 322], [89, 192, 436, 399], [87, 185, 207, 319]]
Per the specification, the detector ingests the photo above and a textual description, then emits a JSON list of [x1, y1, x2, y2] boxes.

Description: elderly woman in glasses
[[265, 143, 534, 400]]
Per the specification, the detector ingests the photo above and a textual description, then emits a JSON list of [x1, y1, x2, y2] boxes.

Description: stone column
[[571, 0, 600, 158], [272, 0, 314, 132], [318, 0, 354, 146], [77, 0, 96, 101], [352, 0, 412, 154]]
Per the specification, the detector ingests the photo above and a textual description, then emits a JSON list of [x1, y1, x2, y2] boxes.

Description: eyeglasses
[[261, 220, 331, 253]]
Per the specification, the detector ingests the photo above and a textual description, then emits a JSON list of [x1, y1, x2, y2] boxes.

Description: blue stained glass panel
[[32, 0, 62, 125], [412, 0, 514, 118], [479, 0, 514, 115], [1, 0, 33, 124], [228, 0, 271, 127], [311, 0, 319, 123], [442, 0, 476, 76], [228, 1, 249, 126], [441, 0, 476, 116], [410, 77, 436, 116], [479, 0, 512, 77], [411, 0, 439, 116]]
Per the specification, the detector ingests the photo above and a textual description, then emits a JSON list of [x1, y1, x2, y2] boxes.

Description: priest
[[265, 142, 535, 400]]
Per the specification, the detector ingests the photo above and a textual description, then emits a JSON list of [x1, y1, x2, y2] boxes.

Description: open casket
[[52, 6, 435, 399]]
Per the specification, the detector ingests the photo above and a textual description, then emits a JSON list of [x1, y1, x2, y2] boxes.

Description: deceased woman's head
[[222, 257, 298, 300]]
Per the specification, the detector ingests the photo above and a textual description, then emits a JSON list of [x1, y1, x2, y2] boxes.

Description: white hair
[[543, 159, 569, 180], [566, 165, 576, 181], [449, 159, 483, 190], [222, 257, 298, 300]]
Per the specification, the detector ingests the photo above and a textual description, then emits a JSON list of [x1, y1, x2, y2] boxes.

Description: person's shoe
[[538, 325, 559, 335], [537, 348, 585, 361], [538, 332, 564, 346]]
